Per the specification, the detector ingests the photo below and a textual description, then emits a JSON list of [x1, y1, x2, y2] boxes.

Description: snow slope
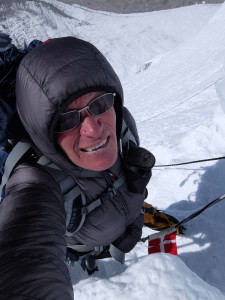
[[1, 1, 225, 298]]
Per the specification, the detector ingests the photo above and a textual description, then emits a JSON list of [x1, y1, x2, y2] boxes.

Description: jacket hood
[[16, 36, 124, 175]]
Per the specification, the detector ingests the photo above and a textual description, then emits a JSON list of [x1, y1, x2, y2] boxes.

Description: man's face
[[56, 91, 118, 171]]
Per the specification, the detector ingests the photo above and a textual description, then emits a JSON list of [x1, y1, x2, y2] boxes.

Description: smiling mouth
[[81, 138, 108, 152]]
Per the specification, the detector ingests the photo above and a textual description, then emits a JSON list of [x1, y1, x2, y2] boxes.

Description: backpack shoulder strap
[[37, 157, 88, 234], [121, 119, 138, 146], [37, 156, 77, 194], [120, 107, 140, 152], [0, 139, 32, 192]]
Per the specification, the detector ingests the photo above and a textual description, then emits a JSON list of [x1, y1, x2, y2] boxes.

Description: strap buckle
[[108, 186, 117, 198], [80, 206, 88, 215]]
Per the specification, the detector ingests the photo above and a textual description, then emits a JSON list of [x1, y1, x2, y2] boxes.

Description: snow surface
[[1, 1, 225, 299]]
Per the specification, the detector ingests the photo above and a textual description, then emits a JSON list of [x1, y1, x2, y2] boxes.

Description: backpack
[[0, 32, 42, 181]]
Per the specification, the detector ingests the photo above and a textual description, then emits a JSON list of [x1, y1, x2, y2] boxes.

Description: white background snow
[[1, 0, 225, 299]]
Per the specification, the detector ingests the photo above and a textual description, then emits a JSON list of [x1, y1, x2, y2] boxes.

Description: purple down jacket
[[0, 37, 146, 299]]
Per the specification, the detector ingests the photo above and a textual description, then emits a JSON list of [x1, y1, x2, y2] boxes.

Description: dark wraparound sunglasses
[[55, 93, 116, 133]]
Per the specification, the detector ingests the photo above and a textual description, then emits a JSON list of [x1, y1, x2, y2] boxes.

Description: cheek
[[104, 108, 117, 130], [56, 133, 67, 149], [56, 131, 77, 153]]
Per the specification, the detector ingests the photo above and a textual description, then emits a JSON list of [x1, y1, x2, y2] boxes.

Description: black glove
[[124, 143, 155, 194]]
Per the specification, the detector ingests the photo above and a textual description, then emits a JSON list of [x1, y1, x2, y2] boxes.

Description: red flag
[[148, 229, 178, 256]]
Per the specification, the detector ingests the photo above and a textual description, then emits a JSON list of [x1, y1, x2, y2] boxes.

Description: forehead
[[67, 91, 105, 110]]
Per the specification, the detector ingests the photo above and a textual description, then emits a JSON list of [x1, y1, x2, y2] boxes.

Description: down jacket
[[0, 37, 146, 299]]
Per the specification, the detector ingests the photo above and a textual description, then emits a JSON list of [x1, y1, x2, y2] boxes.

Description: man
[[0, 36, 154, 299]]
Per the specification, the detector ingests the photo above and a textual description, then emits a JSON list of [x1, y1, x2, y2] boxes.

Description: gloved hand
[[124, 142, 155, 194]]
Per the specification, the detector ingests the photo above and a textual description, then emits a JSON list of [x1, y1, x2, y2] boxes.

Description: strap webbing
[[114, 172, 126, 189], [77, 172, 126, 216], [121, 120, 137, 146], [97, 172, 126, 203], [64, 185, 82, 203], [80, 199, 102, 215], [0, 139, 31, 189], [109, 244, 125, 264]]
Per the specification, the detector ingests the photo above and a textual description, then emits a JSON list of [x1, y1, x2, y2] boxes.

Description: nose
[[80, 112, 102, 137]]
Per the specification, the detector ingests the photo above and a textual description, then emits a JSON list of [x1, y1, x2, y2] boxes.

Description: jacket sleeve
[[113, 213, 144, 253], [0, 163, 74, 300]]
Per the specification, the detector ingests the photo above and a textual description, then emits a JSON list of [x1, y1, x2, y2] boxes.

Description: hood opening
[[50, 86, 123, 145]]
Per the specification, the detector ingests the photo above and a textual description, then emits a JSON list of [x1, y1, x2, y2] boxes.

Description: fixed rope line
[[175, 193, 225, 228], [154, 155, 225, 168], [137, 76, 223, 125]]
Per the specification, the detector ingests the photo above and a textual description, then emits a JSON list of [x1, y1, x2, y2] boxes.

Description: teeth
[[83, 138, 107, 152]]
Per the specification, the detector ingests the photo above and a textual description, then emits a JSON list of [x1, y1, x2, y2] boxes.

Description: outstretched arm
[[0, 163, 73, 300]]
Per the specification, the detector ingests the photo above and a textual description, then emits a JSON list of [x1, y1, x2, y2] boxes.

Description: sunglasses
[[55, 92, 116, 133]]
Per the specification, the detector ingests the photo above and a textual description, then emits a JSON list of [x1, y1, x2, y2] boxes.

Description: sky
[[1, 0, 225, 299]]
